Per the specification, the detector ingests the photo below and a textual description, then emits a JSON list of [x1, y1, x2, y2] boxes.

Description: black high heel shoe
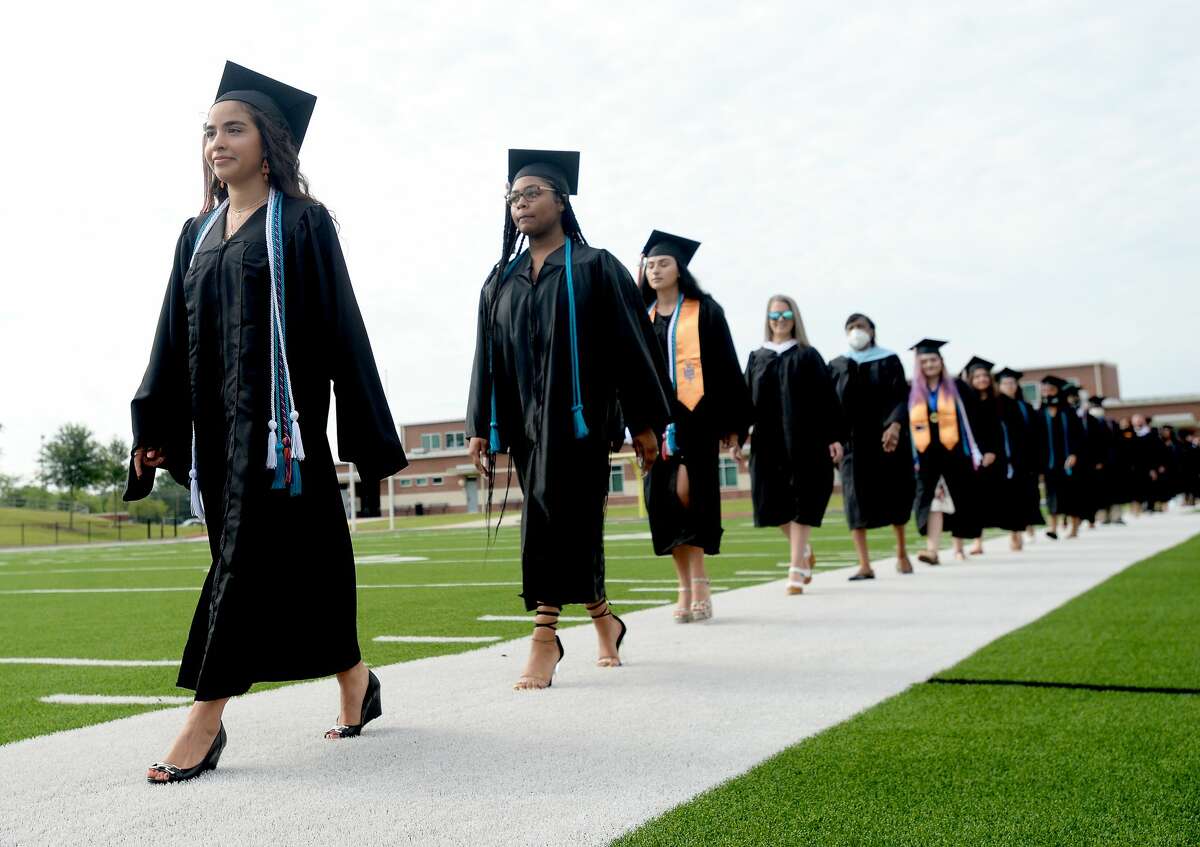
[[325, 669, 382, 739], [514, 607, 565, 690], [147, 722, 226, 784], [587, 599, 627, 668]]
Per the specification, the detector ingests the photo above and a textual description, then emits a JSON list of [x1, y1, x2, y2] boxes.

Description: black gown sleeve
[[881, 356, 909, 430], [124, 219, 198, 501], [701, 298, 752, 442], [598, 250, 671, 438], [803, 347, 844, 447], [465, 278, 496, 443], [301, 205, 407, 484]]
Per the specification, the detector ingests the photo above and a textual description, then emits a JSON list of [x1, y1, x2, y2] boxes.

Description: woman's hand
[[981, 452, 997, 467], [829, 442, 844, 464], [133, 447, 166, 479], [730, 443, 746, 466], [881, 422, 901, 453], [632, 428, 659, 472], [468, 437, 490, 477], [1065, 454, 1078, 470]]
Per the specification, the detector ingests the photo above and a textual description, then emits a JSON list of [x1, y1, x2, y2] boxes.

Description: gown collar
[[762, 339, 798, 355]]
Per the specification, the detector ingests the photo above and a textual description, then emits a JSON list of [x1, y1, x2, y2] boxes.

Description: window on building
[[399, 479, 413, 488], [1020, 383, 1039, 406], [431, 476, 444, 486], [608, 464, 624, 494], [420, 433, 442, 451], [718, 457, 739, 488], [416, 477, 429, 486], [444, 431, 466, 449]]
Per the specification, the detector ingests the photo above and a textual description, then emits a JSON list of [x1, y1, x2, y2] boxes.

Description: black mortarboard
[[910, 338, 947, 354], [1062, 384, 1081, 397], [996, 367, 1024, 381], [1040, 375, 1068, 389], [1088, 395, 1106, 406], [507, 149, 580, 195], [642, 230, 701, 267], [214, 61, 317, 149], [964, 356, 995, 374]]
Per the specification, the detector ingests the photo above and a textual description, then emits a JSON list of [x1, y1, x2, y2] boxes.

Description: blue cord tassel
[[271, 441, 287, 490], [665, 423, 678, 455], [572, 404, 589, 439], [289, 458, 302, 496]]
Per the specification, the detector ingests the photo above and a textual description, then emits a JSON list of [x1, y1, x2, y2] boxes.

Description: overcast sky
[[1, 1, 1197, 479]]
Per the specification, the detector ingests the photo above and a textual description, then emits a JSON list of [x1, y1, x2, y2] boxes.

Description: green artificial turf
[[0, 506, 909, 746], [613, 533, 1200, 847]]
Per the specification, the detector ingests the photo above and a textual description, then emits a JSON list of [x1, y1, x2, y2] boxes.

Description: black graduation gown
[[911, 379, 980, 538], [124, 201, 406, 701], [1082, 413, 1115, 516], [643, 296, 751, 555], [1005, 396, 1046, 526], [744, 344, 842, 527], [1038, 405, 1086, 518], [1110, 425, 1136, 506], [829, 352, 914, 530], [466, 243, 671, 611], [968, 393, 1029, 532]]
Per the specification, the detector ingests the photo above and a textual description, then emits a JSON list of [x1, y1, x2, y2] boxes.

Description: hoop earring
[[219, 180, 225, 190]]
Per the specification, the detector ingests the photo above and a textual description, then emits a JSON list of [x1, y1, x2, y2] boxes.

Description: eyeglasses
[[768, 310, 794, 320], [505, 185, 558, 206]]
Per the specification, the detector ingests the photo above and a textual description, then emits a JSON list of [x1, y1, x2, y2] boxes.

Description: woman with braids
[[907, 339, 988, 564], [466, 149, 671, 690], [126, 63, 405, 783], [638, 231, 750, 622]]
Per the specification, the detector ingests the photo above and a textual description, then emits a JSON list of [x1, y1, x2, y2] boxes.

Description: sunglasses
[[768, 310, 795, 320]]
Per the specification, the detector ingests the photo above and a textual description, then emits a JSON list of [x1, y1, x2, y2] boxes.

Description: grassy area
[[0, 506, 207, 547], [0, 506, 905, 746], [613, 534, 1200, 847]]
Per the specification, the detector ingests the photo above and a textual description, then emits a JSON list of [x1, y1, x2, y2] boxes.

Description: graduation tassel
[[188, 431, 206, 522], [289, 410, 305, 461], [665, 423, 678, 457], [271, 439, 287, 489], [564, 239, 588, 440], [289, 457, 303, 496], [266, 420, 278, 469]]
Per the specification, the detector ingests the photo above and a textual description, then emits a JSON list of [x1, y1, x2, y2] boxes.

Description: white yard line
[[373, 636, 502, 644], [0, 658, 179, 667], [39, 695, 192, 705], [0, 513, 1194, 847]]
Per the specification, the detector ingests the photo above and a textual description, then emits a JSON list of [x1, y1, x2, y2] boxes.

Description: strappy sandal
[[587, 599, 627, 668], [896, 555, 914, 574], [673, 585, 693, 624], [513, 607, 564, 690], [147, 723, 226, 784], [787, 566, 812, 594], [325, 669, 382, 739], [690, 577, 713, 621], [917, 551, 940, 566]]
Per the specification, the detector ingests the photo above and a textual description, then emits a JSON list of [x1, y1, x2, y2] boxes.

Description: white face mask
[[847, 328, 871, 351], [1089, 407, 1105, 419]]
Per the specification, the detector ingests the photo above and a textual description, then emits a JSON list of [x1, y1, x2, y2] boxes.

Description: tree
[[129, 498, 167, 523], [100, 437, 130, 517], [38, 424, 104, 528]]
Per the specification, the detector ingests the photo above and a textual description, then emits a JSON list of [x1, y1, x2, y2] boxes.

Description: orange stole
[[649, 298, 705, 410], [909, 382, 960, 453]]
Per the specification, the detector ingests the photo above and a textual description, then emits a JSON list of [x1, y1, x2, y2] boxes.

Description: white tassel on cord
[[266, 420, 278, 469], [181, 207, 224, 526], [188, 430, 205, 522], [289, 410, 305, 461]]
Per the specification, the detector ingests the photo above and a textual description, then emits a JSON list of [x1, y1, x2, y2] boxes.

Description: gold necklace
[[224, 196, 268, 239]]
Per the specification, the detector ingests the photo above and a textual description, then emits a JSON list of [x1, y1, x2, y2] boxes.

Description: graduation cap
[[1062, 383, 1081, 398], [996, 367, 1024, 381], [507, 149, 580, 195], [1040, 375, 1068, 389], [642, 230, 701, 268], [215, 61, 317, 149], [963, 356, 994, 375], [910, 338, 947, 354], [1088, 395, 1106, 406]]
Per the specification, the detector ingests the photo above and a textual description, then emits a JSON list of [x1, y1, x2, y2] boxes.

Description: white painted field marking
[[477, 615, 592, 622], [373, 636, 503, 644], [604, 532, 653, 541], [0, 566, 209, 576], [737, 570, 786, 576], [39, 694, 191, 706], [608, 599, 671, 606], [0, 587, 198, 595], [356, 555, 430, 564], [627, 586, 730, 593], [358, 581, 521, 589], [0, 657, 179, 667]]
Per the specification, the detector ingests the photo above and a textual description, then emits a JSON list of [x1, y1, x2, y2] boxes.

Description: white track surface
[[1, 512, 1196, 846]]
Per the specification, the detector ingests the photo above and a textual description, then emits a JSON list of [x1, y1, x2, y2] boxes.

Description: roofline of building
[[1013, 361, 1119, 373], [1106, 394, 1200, 407]]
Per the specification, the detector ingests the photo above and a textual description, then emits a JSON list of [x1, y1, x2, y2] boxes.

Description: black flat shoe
[[848, 571, 876, 581], [1045, 531, 1059, 540], [147, 722, 226, 784], [325, 669, 382, 739]]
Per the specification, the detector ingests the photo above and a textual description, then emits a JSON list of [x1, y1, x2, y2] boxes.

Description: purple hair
[[908, 352, 982, 467]]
